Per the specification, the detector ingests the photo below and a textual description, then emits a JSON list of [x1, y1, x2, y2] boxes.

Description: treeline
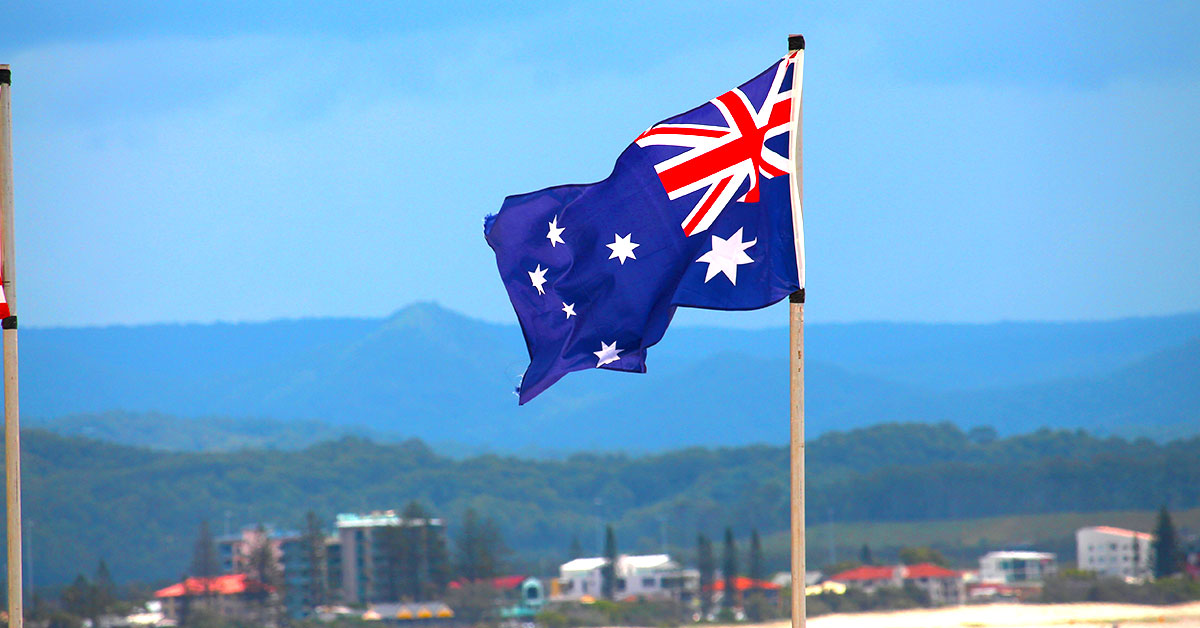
[[7, 423, 1199, 586]]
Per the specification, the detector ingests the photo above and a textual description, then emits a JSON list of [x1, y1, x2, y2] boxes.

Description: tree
[[697, 534, 715, 618], [722, 527, 738, 609], [425, 515, 452, 599], [749, 530, 763, 583], [1153, 505, 1182, 578], [401, 501, 430, 601], [457, 508, 507, 582], [246, 525, 283, 625], [191, 520, 219, 600], [301, 510, 328, 611], [898, 547, 948, 567], [569, 535, 583, 560], [601, 525, 617, 601], [1131, 530, 1142, 579], [745, 530, 767, 621], [379, 524, 407, 601], [859, 543, 874, 566], [61, 574, 100, 625], [94, 560, 116, 616]]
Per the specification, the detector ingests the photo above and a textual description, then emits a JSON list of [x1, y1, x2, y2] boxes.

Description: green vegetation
[[537, 599, 688, 628], [806, 585, 930, 617], [1153, 505, 1184, 578], [601, 525, 617, 601], [1040, 571, 1200, 604], [7, 423, 1200, 588]]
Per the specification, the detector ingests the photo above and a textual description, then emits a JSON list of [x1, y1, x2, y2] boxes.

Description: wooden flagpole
[[0, 63, 22, 628], [786, 34, 805, 628]]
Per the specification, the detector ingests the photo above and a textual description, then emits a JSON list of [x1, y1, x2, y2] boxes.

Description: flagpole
[[0, 63, 22, 628], [786, 34, 805, 628]]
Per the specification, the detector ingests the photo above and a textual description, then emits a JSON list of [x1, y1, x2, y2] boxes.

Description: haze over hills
[[21, 303, 1200, 452]]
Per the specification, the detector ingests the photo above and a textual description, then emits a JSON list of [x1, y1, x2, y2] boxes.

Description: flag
[[485, 50, 804, 403]]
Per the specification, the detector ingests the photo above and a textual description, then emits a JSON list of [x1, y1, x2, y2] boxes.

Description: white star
[[593, 341, 623, 367], [528, 264, 548, 295], [562, 302, 576, 318], [696, 227, 757, 285], [606, 233, 640, 264], [547, 216, 566, 247]]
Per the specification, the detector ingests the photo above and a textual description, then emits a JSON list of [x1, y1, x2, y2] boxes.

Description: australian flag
[[485, 50, 805, 403]]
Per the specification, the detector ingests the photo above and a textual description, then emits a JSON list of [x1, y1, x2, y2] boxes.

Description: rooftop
[[561, 554, 675, 573], [154, 574, 272, 598], [1080, 526, 1155, 540], [449, 575, 528, 590], [830, 563, 960, 582], [336, 511, 444, 529], [902, 563, 961, 579], [829, 565, 896, 582], [706, 577, 782, 592], [982, 551, 1057, 560]]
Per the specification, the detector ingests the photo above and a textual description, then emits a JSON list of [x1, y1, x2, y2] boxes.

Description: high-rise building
[[335, 510, 446, 604], [215, 525, 338, 617]]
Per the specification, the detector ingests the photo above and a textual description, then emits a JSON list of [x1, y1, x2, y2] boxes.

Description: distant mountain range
[[21, 303, 1200, 452]]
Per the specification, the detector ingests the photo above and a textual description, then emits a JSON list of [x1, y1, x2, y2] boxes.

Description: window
[[643, 577, 656, 588], [617, 578, 627, 591]]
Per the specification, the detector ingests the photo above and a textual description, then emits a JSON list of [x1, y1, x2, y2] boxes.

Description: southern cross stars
[[607, 233, 639, 264], [547, 216, 565, 247], [562, 302, 576, 318], [696, 227, 757, 285], [594, 341, 622, 367], [528, 264, 548, 295]]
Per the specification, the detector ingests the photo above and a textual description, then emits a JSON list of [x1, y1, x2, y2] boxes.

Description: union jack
[[635, 52, 797, 237]]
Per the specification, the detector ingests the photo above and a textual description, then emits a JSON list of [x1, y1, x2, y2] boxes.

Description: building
[[706, 576, 782, 607], [557, 554, 697, 602], [828, 563, 965, 606], [336, 510, 446, 605], [154, 574, 274, 624], [216, 525, 336, 618], [1076, 526, 1154, 579], [979, 551, 1057, 585]]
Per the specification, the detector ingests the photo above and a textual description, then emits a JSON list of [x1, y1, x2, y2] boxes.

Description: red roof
[[829, 565, 896, 582], [154, 574, 272, 598], [448, 575, 527, 590], [1089, 526, 1154, 540], [902, 563, 960, 579], [705, 577, 782, 592]]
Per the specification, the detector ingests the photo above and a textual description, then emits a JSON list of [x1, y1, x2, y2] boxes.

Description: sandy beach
[[712, 602, 1200, 628]]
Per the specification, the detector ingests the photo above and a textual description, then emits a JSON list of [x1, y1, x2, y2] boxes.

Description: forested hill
[[19, 304, 1200, 451], [10, 423, 1199, 588]]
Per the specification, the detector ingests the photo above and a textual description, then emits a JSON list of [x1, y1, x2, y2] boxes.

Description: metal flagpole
[[0, 63, 22, 628], [786, 34, 806, 628]]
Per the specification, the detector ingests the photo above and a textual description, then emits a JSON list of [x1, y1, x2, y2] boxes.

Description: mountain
[[11, 424, 1200, 587], [18, 303, 1200, 451]]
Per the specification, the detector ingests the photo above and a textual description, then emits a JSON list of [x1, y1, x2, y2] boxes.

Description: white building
[[979, 551, 1057, 584], [1076, 526, 1154, 579], [557, 554, 696, 601]]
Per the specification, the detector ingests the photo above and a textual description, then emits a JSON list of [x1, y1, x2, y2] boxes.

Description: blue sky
[[4, 1, 1199, 327]]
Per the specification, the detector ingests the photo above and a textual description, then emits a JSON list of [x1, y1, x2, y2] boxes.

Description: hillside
[[17, 304, 1200, 450], [8, 424, 1199, 588]]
